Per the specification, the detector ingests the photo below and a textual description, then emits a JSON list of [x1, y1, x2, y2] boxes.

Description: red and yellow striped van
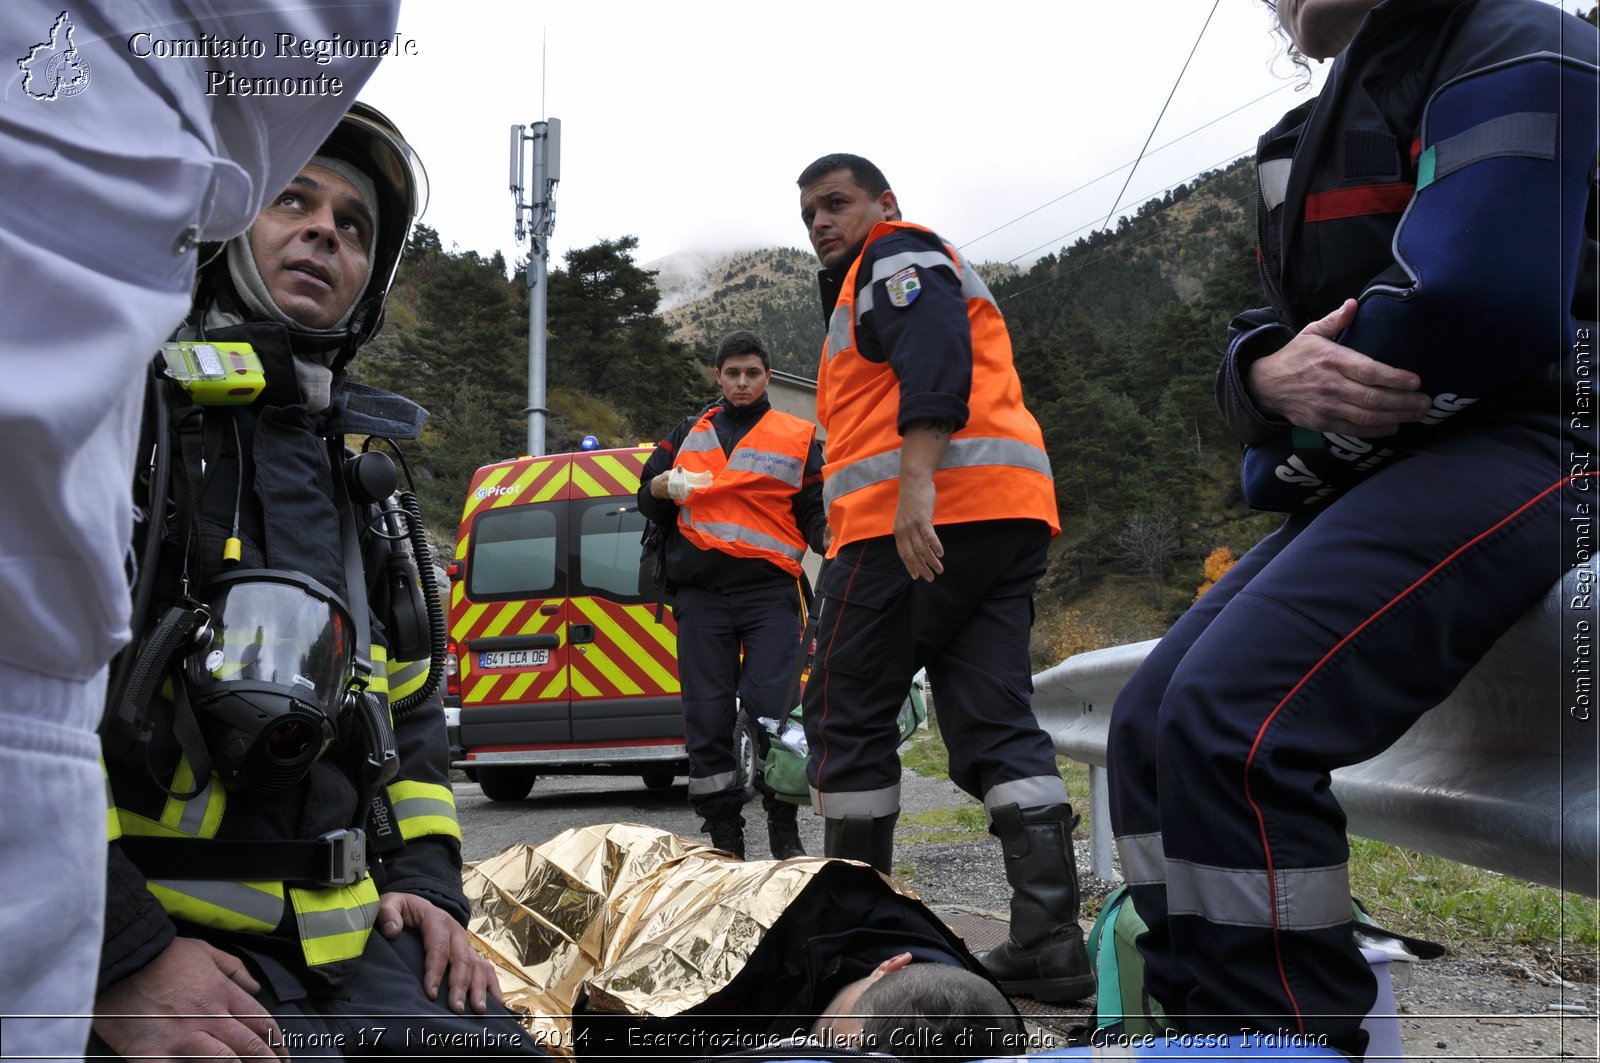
[[449, 447, 685, 801]]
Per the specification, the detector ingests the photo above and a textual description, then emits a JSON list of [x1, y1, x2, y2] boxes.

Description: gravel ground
[[456, 764, 1598, 1060], [889, 770, 1598, 1062]]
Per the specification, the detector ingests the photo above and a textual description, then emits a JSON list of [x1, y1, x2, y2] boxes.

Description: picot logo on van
[[473, 483, 522, 501]]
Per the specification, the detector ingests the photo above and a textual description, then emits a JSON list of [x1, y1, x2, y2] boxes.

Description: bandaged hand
[[667, 466, 713, 502]]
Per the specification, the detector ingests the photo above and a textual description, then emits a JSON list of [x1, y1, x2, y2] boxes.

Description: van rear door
[[563, 450, 681, 745], [454, 456, 572, 746]]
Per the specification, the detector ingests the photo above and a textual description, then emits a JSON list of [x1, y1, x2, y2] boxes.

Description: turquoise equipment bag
[[763, 679, 927, 806]]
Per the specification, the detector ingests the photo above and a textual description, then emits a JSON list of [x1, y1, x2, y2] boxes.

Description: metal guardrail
[[1033, 564, 1600, 897]]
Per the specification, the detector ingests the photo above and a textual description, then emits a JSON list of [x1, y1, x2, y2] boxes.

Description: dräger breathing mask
[[183, 570, 356, 793]]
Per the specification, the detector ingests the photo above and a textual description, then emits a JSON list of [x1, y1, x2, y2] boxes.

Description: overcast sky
[[356, 0, 1320, 272], [359, 0, 1576, 273]]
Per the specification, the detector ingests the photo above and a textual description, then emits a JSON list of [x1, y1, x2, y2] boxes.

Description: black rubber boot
[[705, 813, 746, 860], [977, 802, 1096, 1004], [823, 811, 898, 874], [764, 794, 805, 860]]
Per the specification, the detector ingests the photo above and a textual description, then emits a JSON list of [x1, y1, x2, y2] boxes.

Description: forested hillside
[[355, 156, 1281, 662]]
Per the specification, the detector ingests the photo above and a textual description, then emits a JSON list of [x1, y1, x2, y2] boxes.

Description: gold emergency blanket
[[463, 822, 917, 1056]]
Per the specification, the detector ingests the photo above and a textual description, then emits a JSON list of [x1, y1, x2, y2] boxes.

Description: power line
[[1091, 0, 1223, 247], [1029, 0, 1224, 332], [957, 82, 1291, 254], [1008, 149, 1250, 266], [995, 186, 1256, 307]]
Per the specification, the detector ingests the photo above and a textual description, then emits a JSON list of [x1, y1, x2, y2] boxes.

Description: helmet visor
[[200, 572, 355, 712]]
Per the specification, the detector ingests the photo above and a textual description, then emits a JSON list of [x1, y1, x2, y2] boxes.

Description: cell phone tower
[[510, 117, 560, 457]]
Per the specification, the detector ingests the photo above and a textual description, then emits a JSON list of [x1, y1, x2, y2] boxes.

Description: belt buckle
[[315, 828, 368, 887]]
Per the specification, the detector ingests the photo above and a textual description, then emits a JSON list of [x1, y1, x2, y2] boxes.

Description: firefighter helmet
[[315, 101, 428, 347]]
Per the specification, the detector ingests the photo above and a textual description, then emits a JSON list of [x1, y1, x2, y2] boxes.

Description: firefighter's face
[[250, 164, 374, 329], [717, 353, 770, 407], [1275, 0, 1381, 59], [800, 169, 898, 269]]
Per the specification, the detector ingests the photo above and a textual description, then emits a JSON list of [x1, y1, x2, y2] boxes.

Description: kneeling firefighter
[[95, 105, 543, 1057]]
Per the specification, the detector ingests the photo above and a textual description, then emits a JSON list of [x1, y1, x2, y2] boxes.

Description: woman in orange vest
[[637, 331, 827, 861]]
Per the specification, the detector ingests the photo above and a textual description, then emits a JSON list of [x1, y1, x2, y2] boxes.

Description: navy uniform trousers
[[89, 926, 544, 1060], [1106, 417, 1585, 1057], [803, 519, 1067, 820], [675, 581, 802, 819]]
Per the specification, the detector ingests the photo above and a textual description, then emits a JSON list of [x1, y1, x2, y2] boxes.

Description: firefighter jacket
[[1220, 0, 1600, 510], [638, 394, 827, 592], [815, 220, 1058, 553], [101, 321, 462, 995]]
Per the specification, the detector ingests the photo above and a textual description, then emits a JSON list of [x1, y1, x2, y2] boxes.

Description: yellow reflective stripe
[[160, 757, 225, 838], [291, 880, 380, 966], [573, 640, 639, 695], [568, 666, 600, 698], [504, 671, 539, 701], [147, 879, 284, 933], [569, 463, 606, 499], [452, 601, 489, 642], [103, 759, 122, 841], [482, 602, 521, 639], [573, 598, 674, 691], [387, 657, 429, 703], [529, 463, 570, 503], [467, 673, 498, 702], [542, 668, 569, 699], [629, 604, 680, 664], [590, 453, 642, 492], [117, 810, 187, 838], [367, 644, 390, 697], [387, 781, 461, 842]]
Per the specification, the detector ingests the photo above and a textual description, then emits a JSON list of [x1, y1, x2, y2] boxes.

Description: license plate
[[478, 649, 550, 670]]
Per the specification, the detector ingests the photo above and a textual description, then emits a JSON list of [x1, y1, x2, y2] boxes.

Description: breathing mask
[[183, 569, 356, 793]]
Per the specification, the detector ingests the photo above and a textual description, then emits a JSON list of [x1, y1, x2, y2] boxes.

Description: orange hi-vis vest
[[673, 405, 815, 577], [817, 220, 1058, 553]]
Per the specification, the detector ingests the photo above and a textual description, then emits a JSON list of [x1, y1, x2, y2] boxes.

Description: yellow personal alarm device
[[159, 341, 265, 405]]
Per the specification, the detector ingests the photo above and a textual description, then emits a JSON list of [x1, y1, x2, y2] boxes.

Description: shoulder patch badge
[[886, 266, 921, 308]]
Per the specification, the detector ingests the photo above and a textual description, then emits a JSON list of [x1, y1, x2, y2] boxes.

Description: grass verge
[[900, 725, 1598, 974]]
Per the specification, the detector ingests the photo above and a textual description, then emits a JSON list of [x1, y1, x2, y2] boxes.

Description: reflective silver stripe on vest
[[811, 783, 901, 818], [725, 447, 804, 488], [681, 512, 805, 561], [171, 776, 215, 837], [688, 771, 739, 796], [823, 436, 1053, 508], [1166, 857, 1351, 931], [297, 895, 380, 941], [678, 425, 722, 454], [1116, 832, 1167, 887], [391, 794, 456, 825], [982, 776, 1069, 823], [856, 249, 959, 322], [150, 878, 284, 927], [1259, 158, 1293, 212], [825, 304, 851, 362], [949, 245, 1000, 308]]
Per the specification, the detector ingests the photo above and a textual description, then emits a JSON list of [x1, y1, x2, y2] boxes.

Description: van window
[[469, 505, 559, 600], [576, 500, 648, 601]]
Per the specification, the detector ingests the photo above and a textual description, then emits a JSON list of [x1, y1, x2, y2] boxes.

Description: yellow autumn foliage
[[1194, 545, 1237, 600]]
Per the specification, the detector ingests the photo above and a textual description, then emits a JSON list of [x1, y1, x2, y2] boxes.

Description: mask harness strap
[[331, 439, 401, 844]]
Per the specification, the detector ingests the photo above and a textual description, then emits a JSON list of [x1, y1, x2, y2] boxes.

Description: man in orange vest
[[795, 154, 1092, 1004], [637, 330, 827, 861]]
